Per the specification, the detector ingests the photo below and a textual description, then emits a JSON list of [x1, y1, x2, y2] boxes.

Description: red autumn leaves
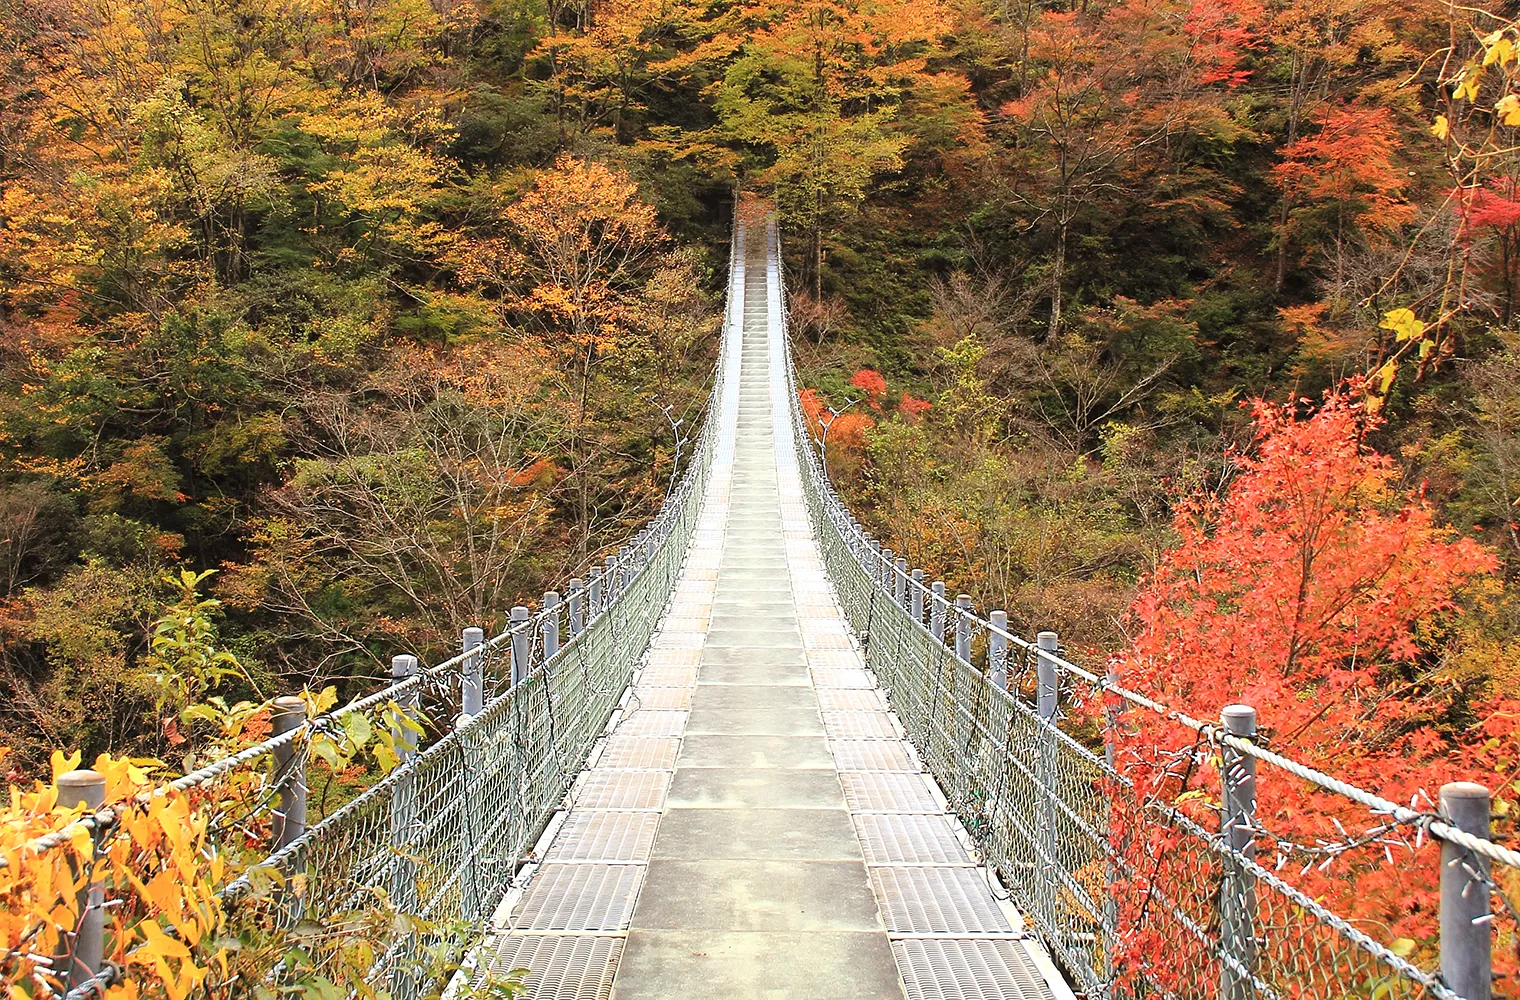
[[1102, 388, 1507, 967], [800, 369, 934, 454]]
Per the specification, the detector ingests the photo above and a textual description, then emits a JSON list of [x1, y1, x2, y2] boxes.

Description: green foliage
[[144, 569, 250, 712]]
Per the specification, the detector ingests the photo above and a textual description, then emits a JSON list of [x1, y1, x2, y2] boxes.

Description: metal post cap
[[1441, 781, 1491, 801], [57, 769, 106, 809], [1221, 704, 1257, 732], [511, 605, 530, 620]]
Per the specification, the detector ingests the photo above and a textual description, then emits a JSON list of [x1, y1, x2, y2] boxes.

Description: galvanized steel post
[[894, 558, 908, 609], [607, 554, 621, 601], [1220, 704, 1259, 1000], [568, 579, 586, 636], [56, 769, 105, 990], [910, 569, 925, 622], [461, 626, 485, 720], [389, 653, 419, 914], [270, 696, 309, 850], [510, 606, 531, 686], [882, 548, 894, 592], [1036, 631, 1059, 721], [1440, 781, 1493, 1000], [989, 611, 1009, 690], [954, 594, 973, 662], [1034, 630, 1061, 929], [1102, 662, 1121, 976], [870, 541, 883, 587], [543, 591, 561, 660], [457, 628, 485, 922], [588, 568, 604, 618], [391, 654, 420, 761], [931, 581, 947, 639]]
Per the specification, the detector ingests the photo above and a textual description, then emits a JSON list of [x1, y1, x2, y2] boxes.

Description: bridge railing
[[771, 224, 1514, 1000], [34, 226, 747, 1000]]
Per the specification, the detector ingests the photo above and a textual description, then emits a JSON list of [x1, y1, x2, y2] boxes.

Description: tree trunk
[[1048, 218, 1068, 341]]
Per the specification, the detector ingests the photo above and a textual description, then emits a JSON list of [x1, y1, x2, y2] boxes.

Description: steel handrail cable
[[22, 346, 725, 868], [787, 363, 1520, 870], [811, 497, 1520, 868], [766, 220, 1512, 1000]]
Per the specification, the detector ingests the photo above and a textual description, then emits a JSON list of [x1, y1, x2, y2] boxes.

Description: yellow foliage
[[1498, 93, 1520, 126], [1378, 307, 1424, 342], [0, 753, 225, 998], [1456, 69, 1483, 103]]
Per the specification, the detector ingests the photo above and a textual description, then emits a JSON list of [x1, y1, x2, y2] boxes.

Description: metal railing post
[[870, 542, 883, 587], [568, 579, 586, 636], [989, 611, 1009, 690], [390, 653, 420, 915], [931, 581, 947, 639], [461, 627, 485, 720], [894, 558, 908, 609], [1441, 781, 1493, 1000], [392, 654, 420, 760], [454, 630, 484, 923], [270, 696, 309, 850], [1036, 631, 1059, 721], [1102, 661, 1121, 975], [1220, 704, 1259, 1000], [1034, 630, 1060, 930], [56, 769, 105, 990], [954, 594, 972, 662], [910, 569, 925, 622], [588, 568, 603, 618], [510, 606, 531, 686], [543, 592, 561, 660]]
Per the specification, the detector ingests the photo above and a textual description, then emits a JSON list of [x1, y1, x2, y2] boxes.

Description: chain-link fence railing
[[770, 220, 1513, 1000], [35, 222, 749, 1000]]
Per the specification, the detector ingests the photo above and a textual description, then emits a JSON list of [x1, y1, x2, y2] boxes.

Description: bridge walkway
[[481, 229, 1067, 998]]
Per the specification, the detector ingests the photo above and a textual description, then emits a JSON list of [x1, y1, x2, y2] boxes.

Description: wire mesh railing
[[33, 224, 748, 1000], [770, 220, 1512, 1000], [29, 214, 1515, 1000]]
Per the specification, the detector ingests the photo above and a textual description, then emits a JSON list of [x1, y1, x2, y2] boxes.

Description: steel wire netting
[[187, 230, 739, 997], [243, 547, 695, 998], [227, 217, 751, 996], [769, 221, 1500, 1000], [202, 473, 703, 993]]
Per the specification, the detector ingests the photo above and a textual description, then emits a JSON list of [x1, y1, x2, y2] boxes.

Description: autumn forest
[[5, 0, 1520, 989]]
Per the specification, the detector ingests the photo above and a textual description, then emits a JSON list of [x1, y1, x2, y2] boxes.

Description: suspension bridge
[[39, 221, 1518, 1000]]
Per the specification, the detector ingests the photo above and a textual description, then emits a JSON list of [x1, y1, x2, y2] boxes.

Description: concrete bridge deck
[[481, 230, 1068, 999]]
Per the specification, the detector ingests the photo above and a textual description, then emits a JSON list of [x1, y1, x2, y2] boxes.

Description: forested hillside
[[2, 0, 1519, 794], [9, 0, 1520, 990]]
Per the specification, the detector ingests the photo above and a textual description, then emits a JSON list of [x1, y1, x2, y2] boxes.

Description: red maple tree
[[1102, 387, 1506, 974]]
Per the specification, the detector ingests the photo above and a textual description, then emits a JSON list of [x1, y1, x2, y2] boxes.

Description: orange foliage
[[1272, 106, 1414, 231], [898, 393, 933, 420], [1, 752, 225, 1000], [1105, 388, 1503, 961]]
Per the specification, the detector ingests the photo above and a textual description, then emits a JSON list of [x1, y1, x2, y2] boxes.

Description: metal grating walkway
[[478, 224, 1070, 999]]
